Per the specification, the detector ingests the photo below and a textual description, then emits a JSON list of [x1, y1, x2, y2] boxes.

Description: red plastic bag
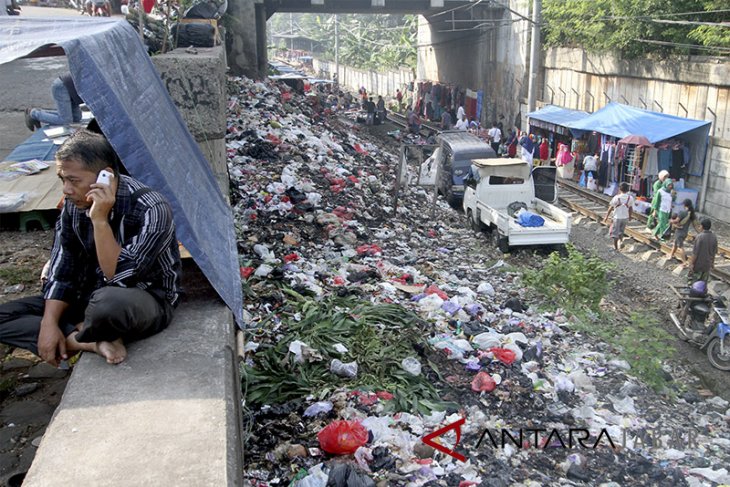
[[240, 267, 254, 279], [424, 284, 448, 300], [283, 253, 299, 263], [356, 244, 382, 256], [471, 372, 496, 392], [317, 420, 369, 455], [490, 347, 516, 365]]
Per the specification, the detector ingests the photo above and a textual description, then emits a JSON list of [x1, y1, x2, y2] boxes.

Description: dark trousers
[[0, 287, 172, 356]]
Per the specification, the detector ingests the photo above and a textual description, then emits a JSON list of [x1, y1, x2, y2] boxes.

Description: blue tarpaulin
[[565, 102, 712, 177], [527, 105, 589, 128], [0, 17, 243, 325]]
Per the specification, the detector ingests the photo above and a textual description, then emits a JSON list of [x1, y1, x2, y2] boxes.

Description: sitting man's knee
[[85, 287, 121, 322]]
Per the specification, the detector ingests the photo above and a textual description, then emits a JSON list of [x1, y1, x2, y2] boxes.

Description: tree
[[268, 13, 417, 70], [542, 0, 729, 57]]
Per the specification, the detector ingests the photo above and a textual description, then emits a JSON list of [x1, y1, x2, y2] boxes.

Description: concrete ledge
[[23, 297, 241, 486]]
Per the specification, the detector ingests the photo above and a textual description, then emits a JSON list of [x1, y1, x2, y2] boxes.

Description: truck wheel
[[707, 337, 730, 371], [467, 210, 478, 232], [498, 236, 510, 253]]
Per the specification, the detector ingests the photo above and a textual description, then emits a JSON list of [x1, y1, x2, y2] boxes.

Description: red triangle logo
[[421, 417, 466, 462]]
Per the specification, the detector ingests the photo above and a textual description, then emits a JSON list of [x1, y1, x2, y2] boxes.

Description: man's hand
[[86, 180, 116, 224], [38, 321, 67, 367]]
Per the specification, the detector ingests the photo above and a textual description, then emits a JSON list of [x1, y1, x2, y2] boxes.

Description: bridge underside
[[263, 0, 473, 17]]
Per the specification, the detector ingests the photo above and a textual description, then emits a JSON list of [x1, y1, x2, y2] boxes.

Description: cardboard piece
[[0, 161, 63, 213]]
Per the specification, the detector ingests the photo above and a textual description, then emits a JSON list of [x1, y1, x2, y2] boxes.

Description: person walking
[[646, 169, 670, 230], [376, 96, 386, 124], [651, 179, 675, 240], [669, 199, 700, 264], [25, 73, 83, 130], [603, 182, 633, 251], [688, 218, 718, 283], [487, 121, 502, 154], [440, 109, 452, 130]]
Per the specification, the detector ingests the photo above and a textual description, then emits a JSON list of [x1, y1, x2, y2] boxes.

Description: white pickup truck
[[462, 158, 572, 253]]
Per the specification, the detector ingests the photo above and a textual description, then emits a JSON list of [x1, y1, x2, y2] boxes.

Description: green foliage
[[522, 244, 613, 312], [242, 291, 453, 414], [542, 0, 730, 57], [269, 13, 418, 71], [616, 312, 676, 393], [567, 311, 676, 394]]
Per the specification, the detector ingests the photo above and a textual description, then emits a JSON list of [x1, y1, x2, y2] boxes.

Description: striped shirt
[[44, 175, 182, 307]]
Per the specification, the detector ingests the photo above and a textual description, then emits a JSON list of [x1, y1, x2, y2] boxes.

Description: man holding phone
[[0, 130, 181, 365]]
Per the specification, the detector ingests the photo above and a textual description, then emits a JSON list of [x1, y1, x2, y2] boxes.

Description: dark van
[[434, 131, 496, 205]]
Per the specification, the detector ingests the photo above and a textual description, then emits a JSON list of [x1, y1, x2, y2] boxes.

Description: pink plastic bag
[[471, 372, 496, 392], [318, 420, 369, 455]]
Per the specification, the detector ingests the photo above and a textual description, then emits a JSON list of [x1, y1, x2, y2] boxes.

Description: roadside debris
[[228, 76, 730, 486]]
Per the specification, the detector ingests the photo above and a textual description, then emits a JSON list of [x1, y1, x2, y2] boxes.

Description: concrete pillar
[[255, 3, 268, 77], [152, 46, 230, 198], [227, 0, 259, 78]]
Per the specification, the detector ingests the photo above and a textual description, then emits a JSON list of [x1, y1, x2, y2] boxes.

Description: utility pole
[[335, 14, 340, 84], [526, 0, 541, 113], [290, 13, 294, 53]]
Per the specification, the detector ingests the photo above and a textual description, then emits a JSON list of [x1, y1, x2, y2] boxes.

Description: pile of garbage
[[227, 77, 730, 486]]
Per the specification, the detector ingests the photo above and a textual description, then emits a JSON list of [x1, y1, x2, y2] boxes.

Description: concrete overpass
[[227, 0, 504, 78]]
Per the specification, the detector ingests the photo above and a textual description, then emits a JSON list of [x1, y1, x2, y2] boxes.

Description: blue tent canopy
[[565, 102, 710, 143], [0, 18, 243, 326], [565, 102, 712, 177], [527, 105, 590, 127]]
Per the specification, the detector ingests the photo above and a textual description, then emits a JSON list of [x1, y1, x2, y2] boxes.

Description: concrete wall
[[417, 0, 531, 129], [152, 46, 230, 199], [542, 47, 730, 220], [313, 58, 414, 100]]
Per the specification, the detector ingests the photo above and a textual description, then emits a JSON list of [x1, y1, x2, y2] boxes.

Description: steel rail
[[557, 181, 730, 284]]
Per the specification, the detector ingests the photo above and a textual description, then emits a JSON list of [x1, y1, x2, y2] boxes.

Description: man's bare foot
[[95, 339, 127, 364]]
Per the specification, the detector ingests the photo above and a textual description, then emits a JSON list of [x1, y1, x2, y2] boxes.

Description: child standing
[[604, 182, 634, 251]]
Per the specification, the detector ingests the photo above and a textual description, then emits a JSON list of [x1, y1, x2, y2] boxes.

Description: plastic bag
[[318, 420, 369, 455], [304, 401, 334, 417], [424, 284, 448, 300], [401, 357, 422, 376], [489, 347, 516, 365], [330, 359, 358, 378], [471, 372, 496, 392]]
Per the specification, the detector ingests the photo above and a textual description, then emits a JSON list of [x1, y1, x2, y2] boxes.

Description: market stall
[[566, 102, 711, 202]]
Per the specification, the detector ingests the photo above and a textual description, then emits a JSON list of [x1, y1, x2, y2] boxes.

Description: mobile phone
[[96, 169, 113, 186]]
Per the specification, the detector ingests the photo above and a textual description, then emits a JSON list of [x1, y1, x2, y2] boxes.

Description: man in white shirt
[[583, 153, 598, 177], [457, 105, 465, 122], [455, 114, 469, 131], [603, 182, 633, 250], [487, 121, 501, 154]]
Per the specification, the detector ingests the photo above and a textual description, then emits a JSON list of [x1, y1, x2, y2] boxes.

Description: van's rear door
[[532, 166, 557, 203]]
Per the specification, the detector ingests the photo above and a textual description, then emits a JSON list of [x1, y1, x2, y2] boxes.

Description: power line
[[633, 38, 730, 53]]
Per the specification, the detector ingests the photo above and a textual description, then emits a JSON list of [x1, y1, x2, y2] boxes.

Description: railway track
[[557, 179, 730, 284], [387, 112, 440, 137]]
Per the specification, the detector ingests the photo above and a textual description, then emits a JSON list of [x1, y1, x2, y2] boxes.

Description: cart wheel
[[707, 336, 730, 371]]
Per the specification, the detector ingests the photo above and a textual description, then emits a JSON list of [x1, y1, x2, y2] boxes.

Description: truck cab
[[427, 131, 495, 206]]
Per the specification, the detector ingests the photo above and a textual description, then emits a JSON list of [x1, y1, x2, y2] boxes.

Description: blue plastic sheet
[[0, 18, 243, 325], [517, 211, 545, 227], [4, 130, 57, 162]]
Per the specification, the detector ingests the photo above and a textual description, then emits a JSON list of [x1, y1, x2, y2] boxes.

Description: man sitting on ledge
[[0, 130, 182, 365]]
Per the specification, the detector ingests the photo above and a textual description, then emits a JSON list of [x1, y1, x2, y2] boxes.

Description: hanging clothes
[[645, 148, 659, 177]]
